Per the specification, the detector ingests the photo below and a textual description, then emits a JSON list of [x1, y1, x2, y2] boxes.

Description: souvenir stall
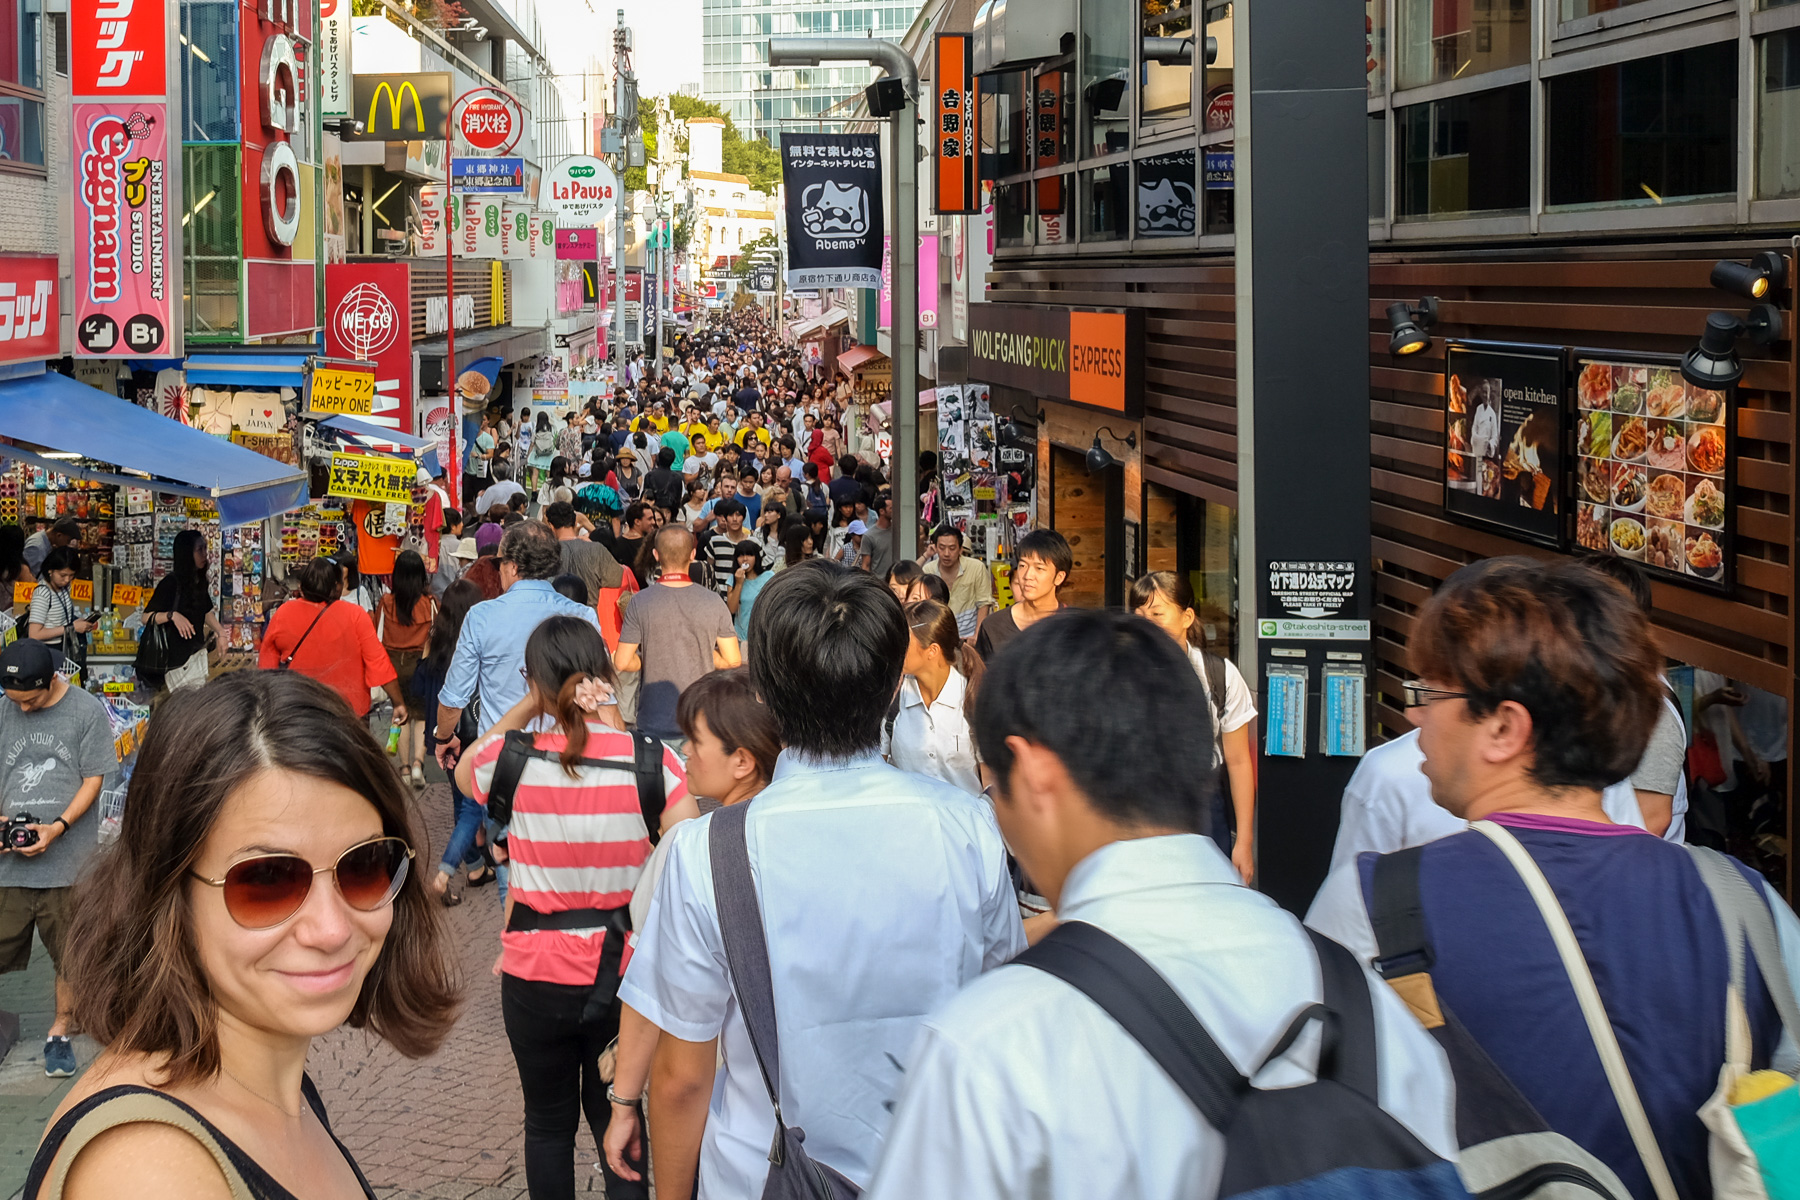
[[932, 383, 1038, 599]]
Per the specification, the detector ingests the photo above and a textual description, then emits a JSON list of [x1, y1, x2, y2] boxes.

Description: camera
[[3, 813, 38, 850]]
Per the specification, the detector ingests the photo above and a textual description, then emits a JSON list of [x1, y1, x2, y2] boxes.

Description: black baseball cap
[[0, 640, 63, 691]]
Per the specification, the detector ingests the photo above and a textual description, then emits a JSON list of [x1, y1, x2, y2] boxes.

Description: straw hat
[[452, 535, 480, 560]]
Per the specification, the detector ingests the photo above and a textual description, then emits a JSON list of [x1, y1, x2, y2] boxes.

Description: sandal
[[466, 866, 496, 888], [440, 887, 463, 907]]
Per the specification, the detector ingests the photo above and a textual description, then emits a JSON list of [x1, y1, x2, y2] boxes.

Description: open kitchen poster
[[70, 0, 180, 357], [1444, 343, 1564, 549]]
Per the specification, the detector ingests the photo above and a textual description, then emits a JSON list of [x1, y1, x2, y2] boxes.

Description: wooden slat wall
[[987, 259, 1238, 506], [1369, 241, 1795, 737]]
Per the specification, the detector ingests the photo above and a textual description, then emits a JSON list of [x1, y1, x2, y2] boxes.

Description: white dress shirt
[[619, 749, 1026, 1197], [884, 669, 982, 794], [864, 835, 1459, 1200], [1303, 728, 1677, 927]]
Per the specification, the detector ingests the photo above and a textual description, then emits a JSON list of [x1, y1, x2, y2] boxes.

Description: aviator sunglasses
[[190, 836, 414, 930]]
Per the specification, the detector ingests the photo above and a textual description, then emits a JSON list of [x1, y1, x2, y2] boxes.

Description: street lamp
[[768, 37, 921, 559]]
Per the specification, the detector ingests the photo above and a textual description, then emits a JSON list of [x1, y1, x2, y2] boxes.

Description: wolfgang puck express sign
[[967, 303, 1143, 417]]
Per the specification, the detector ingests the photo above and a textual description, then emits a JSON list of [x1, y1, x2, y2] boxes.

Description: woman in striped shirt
[[455, 615, 688, 1200]]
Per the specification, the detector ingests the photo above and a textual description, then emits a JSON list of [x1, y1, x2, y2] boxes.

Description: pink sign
[[878, 235, 939, 331], [556, 228, 597, 260], [72, 101, 176, 356], [0, 256, 59, 366]]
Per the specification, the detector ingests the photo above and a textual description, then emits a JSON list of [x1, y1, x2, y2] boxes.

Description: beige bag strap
[[40, 1091, 257, 1200], [1471, 820, 1681, 1200]]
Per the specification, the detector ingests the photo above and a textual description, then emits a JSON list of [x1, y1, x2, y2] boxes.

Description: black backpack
[[1016, 922, 1470, 1200], [484, 727, 667, 838]]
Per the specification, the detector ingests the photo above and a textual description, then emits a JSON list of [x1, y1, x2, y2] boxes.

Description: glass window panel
[[1082, 0, 1132, 156], [1368, 0, 1385, 96], [0, 93, 44, 166], [1370, 114, 1386, 219], [995, 180, 1032, 245], [1038, 173, 1074, 243], [1760, 30, 1800, 197], [1034, 66, 1074, 168], [1141, 0, 1194, 126], [1546, 42, 1735, 209], [1561, 0, 1657, 17], [1082, 164, 1129, 240], [1202, 1, 1233, 134], [181, 0, 239, 142], [1396, 0, 1530, 90], [981, 71, 1029, 178], [1205, 179, 1234, 233], [1397, 84, 1529, 218], [1137, 147, 1197, 236]]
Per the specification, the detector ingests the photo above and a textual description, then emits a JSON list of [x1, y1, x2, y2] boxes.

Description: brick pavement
[[0, 771, 614, 1200]]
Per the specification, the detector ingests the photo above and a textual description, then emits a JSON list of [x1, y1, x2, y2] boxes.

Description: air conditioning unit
[[972, 0, 1075, 74]]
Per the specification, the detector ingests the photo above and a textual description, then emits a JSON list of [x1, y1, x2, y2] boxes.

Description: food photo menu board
[[1573, 356, 1730, 590], [1444, 343, 1565, 549]]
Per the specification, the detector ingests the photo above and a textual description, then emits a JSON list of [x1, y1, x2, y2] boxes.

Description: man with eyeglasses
[[0, 639, 117, 1078], [434, 521, 601, 770]]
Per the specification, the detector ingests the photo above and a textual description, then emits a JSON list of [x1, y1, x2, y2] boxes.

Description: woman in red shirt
[[259, 557, 408, 725], [455, 616, 686, 1200], [378, 550, 436, 787]]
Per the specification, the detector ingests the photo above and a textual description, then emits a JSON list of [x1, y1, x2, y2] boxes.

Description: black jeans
[[500, 973, 649, 1200]]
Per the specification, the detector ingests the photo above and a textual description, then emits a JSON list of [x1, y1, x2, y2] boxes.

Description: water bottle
[[386, 723, 401, 755]]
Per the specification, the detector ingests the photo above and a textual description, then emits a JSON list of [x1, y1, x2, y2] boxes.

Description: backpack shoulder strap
[[1309, 929, 1380, 1102], [483, 729, 536, 823], [633, 731, 667, 846], [1368, 845, 1445, 1030], [1201, 650, 1227, 719], [1685, 845, 1800, 1043], [706, 803, 790, 1128], [1014, 919, 1242, 1129], [31, 1089, 257, 1200]]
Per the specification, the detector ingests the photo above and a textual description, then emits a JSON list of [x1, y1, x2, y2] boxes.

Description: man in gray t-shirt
[[616, 526, 742, 740], [0, 639, 118, 1077], [860, 493, 896, 579]]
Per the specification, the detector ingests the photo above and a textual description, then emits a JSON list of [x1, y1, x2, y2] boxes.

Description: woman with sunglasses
[[454, 616, 689, 1200], [28, 670, 457, 1200]]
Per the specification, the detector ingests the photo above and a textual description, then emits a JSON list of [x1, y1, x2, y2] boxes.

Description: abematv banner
[[326, 263, 414, 436], [69, 0, 179, 358]]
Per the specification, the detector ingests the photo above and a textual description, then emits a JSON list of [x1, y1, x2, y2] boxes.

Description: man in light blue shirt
[[432, 520, 599, 764]]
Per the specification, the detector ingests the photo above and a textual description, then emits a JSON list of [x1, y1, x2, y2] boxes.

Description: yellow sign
[[103, 680, 134, 695], [69, 580, 93, 604], [111, 584, 145, 608], [308, 364, 377, 416], [328, 452, 415, 505], [12, 582, 31, 605]]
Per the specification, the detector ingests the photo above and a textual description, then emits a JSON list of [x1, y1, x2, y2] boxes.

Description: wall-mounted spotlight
[[1386, 296, 1439, 356], [1711, 252, 1787, 302], [1086, 426, 1137, 473], [1680, 306, 1784, 389], [1000, 407, 1045, 443]]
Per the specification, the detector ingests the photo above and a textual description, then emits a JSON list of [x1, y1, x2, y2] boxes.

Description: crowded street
[[6, 0, 1800, 1197]]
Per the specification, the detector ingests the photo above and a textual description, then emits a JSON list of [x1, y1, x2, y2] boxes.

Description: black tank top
[[25, 1075, 376, 1200]]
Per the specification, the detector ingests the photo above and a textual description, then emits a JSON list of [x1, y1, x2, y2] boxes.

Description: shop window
[[1034, 65, 1074, 168], [1082, 164, 1129, 240], [1368, 0, 1386, 97], [1370, 114, 1386, 220], [0, 0, 44, 169], [1082, 0, 1132, 157], [183, 144, 242, 260], [1201, 1, 1234, 134], [1038, 173, 1074, 243], [1141, 0, 1194, 127], [1397, 84, 1529, 219], [1137, 147, 1197, 238], [994, 180, 1031, 246], [981, 71, 1029, 179], [1760, 30, 1800, 197], [1547, 42, 1736, 209], [181, 0, 241, 144], [1560, 0, 1657, 15], [1205, 184, 1233, 234], [1396, 0, 1530, 91]]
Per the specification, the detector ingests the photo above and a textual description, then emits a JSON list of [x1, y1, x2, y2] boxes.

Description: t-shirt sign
[[1443, 344, 1564, 549], [328, 452, 414, 505]]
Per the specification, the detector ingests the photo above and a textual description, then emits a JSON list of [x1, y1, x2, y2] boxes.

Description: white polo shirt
[[864, 835, 1458, 1200], [619, 750, 1025, 1196], [884, 668, 982, 795]]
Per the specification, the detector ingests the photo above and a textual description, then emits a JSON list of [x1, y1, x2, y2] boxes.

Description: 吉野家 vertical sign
[[70, 0, 180, 357], [934, 34, 978, 215], [780, 133, 884, 290]]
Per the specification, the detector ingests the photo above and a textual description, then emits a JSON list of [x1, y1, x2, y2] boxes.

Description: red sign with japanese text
[[71, 0, 167, 98], [238, 0, 315, 338], [934, 34, 977, 214], [326, 263, 413, 436], [0, 257, 60, 366]]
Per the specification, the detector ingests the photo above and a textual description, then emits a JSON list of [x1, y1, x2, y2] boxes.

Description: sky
[[541, 0, 704, 100]]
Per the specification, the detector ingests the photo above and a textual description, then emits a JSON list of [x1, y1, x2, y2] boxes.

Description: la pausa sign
[[546, 156, 619, 225], [967, 303, 1144, 418]]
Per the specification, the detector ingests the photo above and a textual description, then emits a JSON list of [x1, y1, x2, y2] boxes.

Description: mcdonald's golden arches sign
[[345, 73, 453, 140]]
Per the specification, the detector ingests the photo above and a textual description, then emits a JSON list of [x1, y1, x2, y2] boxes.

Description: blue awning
[[0, 368, 309, 525], [316, 414, 432, 451], [184, 353, 313, 388]]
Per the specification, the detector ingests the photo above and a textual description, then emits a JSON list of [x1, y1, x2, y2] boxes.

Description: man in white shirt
[[473, 463, 526, 518], [617, 561, 1024, 1199], [864, 609, 1457, 1200]]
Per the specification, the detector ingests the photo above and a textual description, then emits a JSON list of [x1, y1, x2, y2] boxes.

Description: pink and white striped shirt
[[471, 722, 690, 985]]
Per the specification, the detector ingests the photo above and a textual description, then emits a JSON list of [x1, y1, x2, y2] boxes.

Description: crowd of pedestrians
[[9, 309, 1800, 1200]]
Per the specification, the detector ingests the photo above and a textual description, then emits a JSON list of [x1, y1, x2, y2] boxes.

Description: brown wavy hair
[[62, 670, 461, 1086]]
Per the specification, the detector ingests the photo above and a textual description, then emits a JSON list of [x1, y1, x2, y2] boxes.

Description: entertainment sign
[[966, 303, 1143, 417]]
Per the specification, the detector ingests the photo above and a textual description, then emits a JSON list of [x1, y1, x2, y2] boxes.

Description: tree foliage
[[636, 94, 783, 194], [729, 231, 778, 275]]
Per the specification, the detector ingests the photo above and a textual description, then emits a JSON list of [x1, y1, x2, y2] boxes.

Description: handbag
[[134, 617, 179, 676]]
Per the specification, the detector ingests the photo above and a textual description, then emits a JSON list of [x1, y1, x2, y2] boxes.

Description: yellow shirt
[[633, 414, 671, 434], [682, 421, 712, 447], [736, 426, 772, 450]]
